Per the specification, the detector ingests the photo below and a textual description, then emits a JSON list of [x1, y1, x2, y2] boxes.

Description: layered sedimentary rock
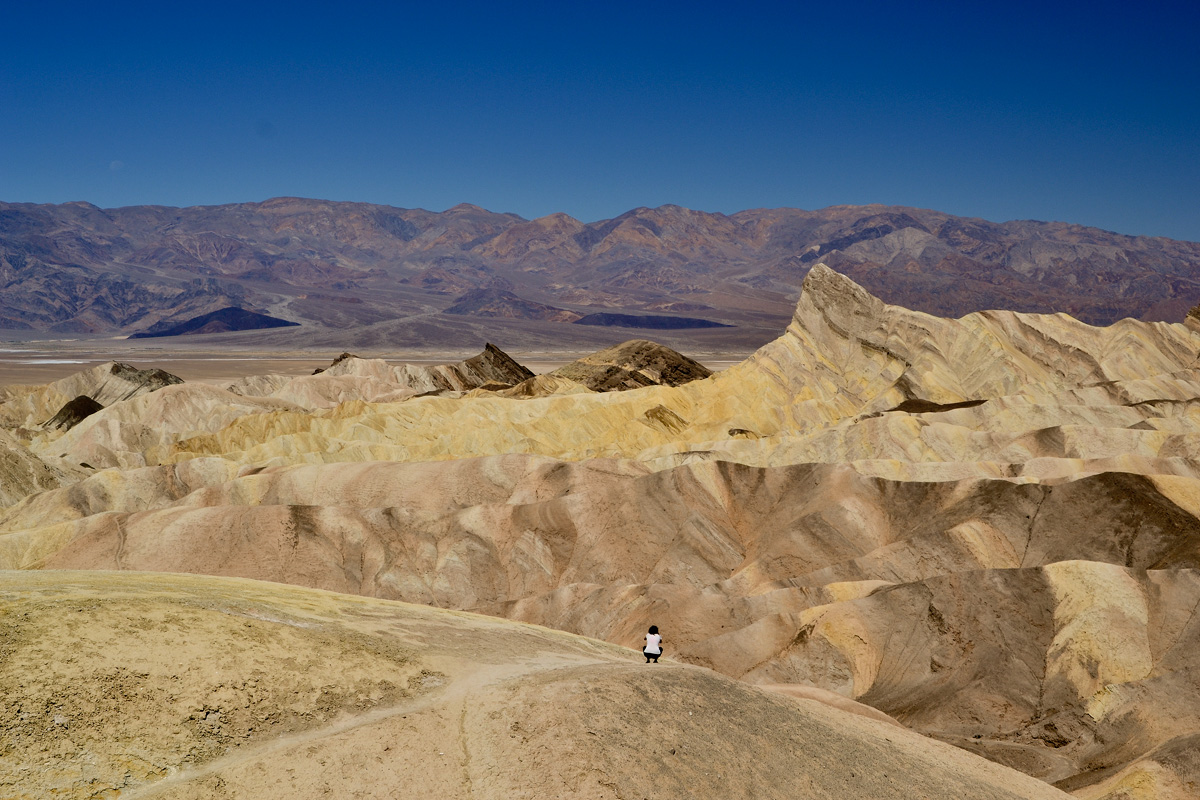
[[25, 264, 1200, 476], [544, 338, 712, 391], [0, 428, 66, 508], [0, 571, 1070, 800], [5, 264, 1200, 798], [226, 343, 533, 409], [0, 361, 183, 432]]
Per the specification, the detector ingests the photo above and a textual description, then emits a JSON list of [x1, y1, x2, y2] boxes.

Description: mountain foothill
[[8, 262, 1200, 798]]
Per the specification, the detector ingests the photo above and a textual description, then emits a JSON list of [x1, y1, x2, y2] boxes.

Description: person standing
[[644, 625, 663, 663]]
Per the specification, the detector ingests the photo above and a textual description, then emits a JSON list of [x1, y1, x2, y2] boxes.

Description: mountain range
[[3, 198, 1200, 351]]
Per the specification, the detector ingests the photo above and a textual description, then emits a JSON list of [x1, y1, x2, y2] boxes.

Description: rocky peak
[[1186, 303, 1200, 333], [793, 262, 889, 343], [549, 339, 712, 391], [459, 343, 536, 386], [86, 363, 185, 406]]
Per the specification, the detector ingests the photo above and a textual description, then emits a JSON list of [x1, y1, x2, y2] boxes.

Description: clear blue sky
[[2, 1, 1198, 240]]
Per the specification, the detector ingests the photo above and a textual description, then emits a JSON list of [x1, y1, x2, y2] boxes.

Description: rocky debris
[[641, 404, 690, 433]]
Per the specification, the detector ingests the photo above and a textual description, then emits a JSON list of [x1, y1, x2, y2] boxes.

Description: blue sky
[[2, 1, 1198, 240]]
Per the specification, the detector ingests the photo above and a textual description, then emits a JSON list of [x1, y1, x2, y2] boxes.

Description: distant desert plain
[[8, 253, 1200, 798]]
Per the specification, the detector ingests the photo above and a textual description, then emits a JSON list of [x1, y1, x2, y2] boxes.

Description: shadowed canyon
[[6, 264, 1200, 798]]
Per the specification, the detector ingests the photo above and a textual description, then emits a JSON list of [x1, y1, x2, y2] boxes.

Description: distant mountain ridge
[[2, 197, 1199, 347]]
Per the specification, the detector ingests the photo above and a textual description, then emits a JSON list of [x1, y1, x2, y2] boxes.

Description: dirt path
[[121, 653, 611, 799]]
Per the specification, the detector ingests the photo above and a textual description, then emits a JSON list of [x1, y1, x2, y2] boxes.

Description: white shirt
[[645, 633, 662, 654]]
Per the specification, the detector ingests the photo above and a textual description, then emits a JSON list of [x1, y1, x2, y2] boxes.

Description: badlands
[[5, 263, 1200, 798]]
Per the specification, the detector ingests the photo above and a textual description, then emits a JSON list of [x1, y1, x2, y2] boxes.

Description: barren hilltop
[[6, 264, 1200, 798]]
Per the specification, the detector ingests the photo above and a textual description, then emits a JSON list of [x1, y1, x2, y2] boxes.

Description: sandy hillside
[[0, 571, 1070, 800]]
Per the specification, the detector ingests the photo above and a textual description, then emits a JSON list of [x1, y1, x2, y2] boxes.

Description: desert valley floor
[[5, 264, 1200, 799]]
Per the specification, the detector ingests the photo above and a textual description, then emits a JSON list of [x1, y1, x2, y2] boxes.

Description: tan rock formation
[[226, 343, 535, 409], [0, 428, 67, 508], [703, 562, 1200, 795], [485, 373, 593, 398], [0, 570, 1070, 800], [7, 265, 1200, 797], [33, 263, 1192, 474], [544, 338, 712, 391], [0, 265, 1189, 488], [0, 361, 183, 431], [29, 383, 300, 470]]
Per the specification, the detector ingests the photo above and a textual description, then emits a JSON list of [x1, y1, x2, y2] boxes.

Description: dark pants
[[643, 649, 660, 663]]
